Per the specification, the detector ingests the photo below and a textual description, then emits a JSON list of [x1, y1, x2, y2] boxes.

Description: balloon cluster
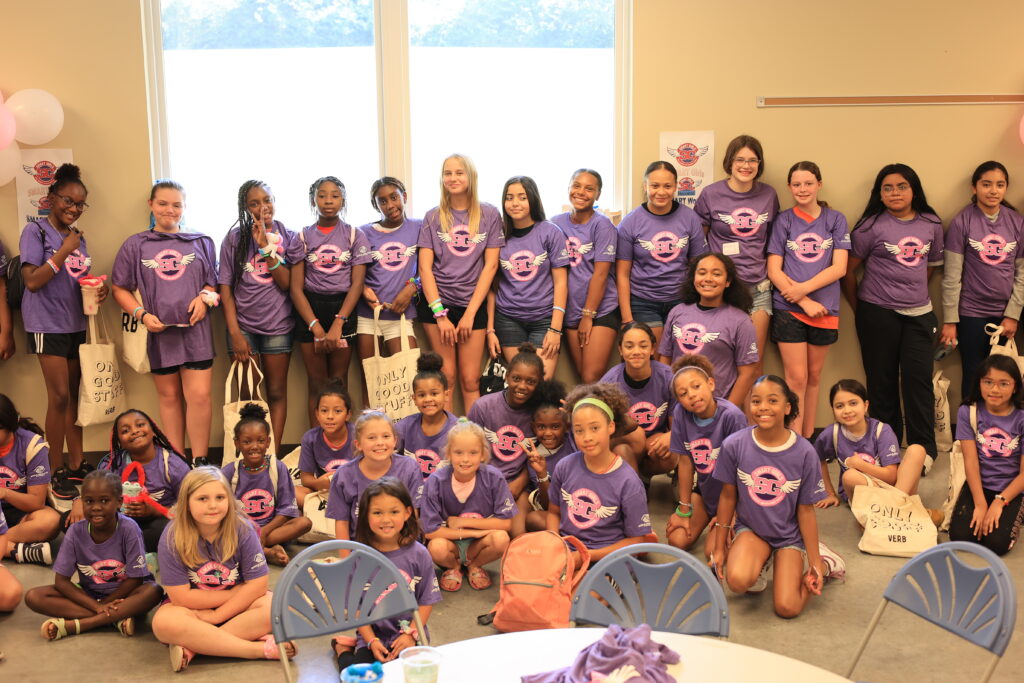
[[0, 88, 66, 186]]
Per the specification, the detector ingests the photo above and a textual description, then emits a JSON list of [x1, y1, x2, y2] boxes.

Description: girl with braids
[[112, 180, 218, 464], [417, 154, 504, 412], [219, 179, 300, 450], [357, 178, 421, 389], [941, 161, 1024, 397], [291, 176, 371, 424], [395, 352, 458, 479], [543, 383, 653, 567], [88, 409, 192, 552], [841, 163, 943, 465], [20, 163, 106, 493]]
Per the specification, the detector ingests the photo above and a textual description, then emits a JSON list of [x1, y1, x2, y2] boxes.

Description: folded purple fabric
[[521, 624, 680, 683]]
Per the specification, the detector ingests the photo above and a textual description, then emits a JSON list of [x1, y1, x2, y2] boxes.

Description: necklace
[[242, 455, 269, 473], [594, 454, 621, 475]]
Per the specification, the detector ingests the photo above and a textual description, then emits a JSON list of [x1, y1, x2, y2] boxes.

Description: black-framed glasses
[[56, 194, 90, 210]]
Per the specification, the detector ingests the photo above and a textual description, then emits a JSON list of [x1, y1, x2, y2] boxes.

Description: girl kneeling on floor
[[423, 419, 515, 592], [151, 467, 295, 672], [25, 470, 163, 640]]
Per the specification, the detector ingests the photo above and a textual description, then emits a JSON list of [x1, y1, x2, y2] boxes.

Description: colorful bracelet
[[131, 306, 144, 320], [674, 505, 693, 518], [307, 319, 319, 330], [433, 308, 449, 319], [552, 305, 566, 314], [581, 308, 597, 317], [408, 276, 422, 291], [429, 299, 446, 315], [267, 259, 281, 271], [335, 314, 349, 321], [46, 258, 59, 274]]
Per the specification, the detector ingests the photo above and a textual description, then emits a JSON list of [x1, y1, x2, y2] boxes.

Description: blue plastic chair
[[569, 542, 729, 637], [270, 540, 428, 683], [846, 542, 1017, 683]]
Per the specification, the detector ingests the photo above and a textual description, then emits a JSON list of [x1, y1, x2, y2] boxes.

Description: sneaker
[[13, 542, 53, 565], [192, 457, 210, 469], [818, 541, 846, 583], [50, 477, 80, 500], [747, 555, 772, 593], [67, 462, 95, 482], [922, 454, 934, 476]]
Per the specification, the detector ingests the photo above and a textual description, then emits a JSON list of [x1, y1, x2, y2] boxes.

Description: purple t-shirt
[[157, 519, 269, 590], [299, 426, 355, 477], [20, 218, 91, 333], [767, 208, 851, 316], [670, 398, 748, 516], [0, 428, 50, 493], [325, 454, 424, 525], [617, 204, 708, 302], [357, 219, 423, 320], [222, 459, 301, 527], [550, 452, 652, 549], [945, 205, 1024, 318], [101, 448, 191, 510], [217, 221, 299, 335], [658, 303, 758, 397], [694, 180, 780, 284], [600, 362, 674, 434], [420, 464, 516, 534], [550, 211, 619, 326], [294, 222, 372, 295], [713, 428, 826, 549], [528, 440, 575, 484], [417, 204, 505, 307], [467, 392, 535, 481], [54, 515, 152, 599], [395, 412, 459, 478], [496, 221, 571, 320], [851, 212, 944, 310], [356, 542, 442, 649], [813, 419, 901, 502], [112, 230, 218, 368], [956, 404, 1024, 491]]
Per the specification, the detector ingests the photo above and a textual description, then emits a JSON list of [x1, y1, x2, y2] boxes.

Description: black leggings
[[948, 486, 1024, 556], [337, 646, 375, 671], [134, 515, 170, 554]]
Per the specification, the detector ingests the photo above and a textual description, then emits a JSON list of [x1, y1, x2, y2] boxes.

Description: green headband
[[573, 397, 614, 421]]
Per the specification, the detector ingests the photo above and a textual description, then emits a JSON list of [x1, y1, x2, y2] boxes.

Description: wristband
[[307, 319, 319, 330], [266, 259, 281, 271], [537, 473, 550, 484], [995, 493, 1008, 504], [548, 327, 562, 336], [335, 314, 349, 321], [428, 298, 442, 307], [674, 505, 693, 518], [714, 522, 733, 529], [581, 308, 597, 317], [46, 258, 60, 274], [429, 300, 445, 315], [675, 501, 692, 509], [552, 305, 566, 314], [200, 290, 220, 307], [367, 637, 381, 650], [131, 306, 144, 320], [486, 329, 496, 335], [433, 309, 449, 319]]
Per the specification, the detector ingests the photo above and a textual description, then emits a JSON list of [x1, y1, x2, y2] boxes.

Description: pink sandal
[[261, 634, 297, 660], [169, 644, 195, 673], [467, 566, 492, 590], [439, 566, 463, 592]]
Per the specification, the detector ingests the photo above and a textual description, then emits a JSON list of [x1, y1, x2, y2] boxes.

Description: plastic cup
[[399, 646, 441, 683], [80, 281, 101, 315]]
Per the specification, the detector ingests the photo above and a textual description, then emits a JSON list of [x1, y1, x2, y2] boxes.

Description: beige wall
[[633, 0, 1024, 421], [2, 1, 1023, 453]]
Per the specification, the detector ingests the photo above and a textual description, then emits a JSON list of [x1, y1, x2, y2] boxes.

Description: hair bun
[[517, 342, 538, 355], [53, 163, 82, 184], [416, 351, 444, 374], [238, 402, 267, 420]]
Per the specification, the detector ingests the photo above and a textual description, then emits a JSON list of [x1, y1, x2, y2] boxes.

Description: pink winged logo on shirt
[[968, 234, 1016, 265]]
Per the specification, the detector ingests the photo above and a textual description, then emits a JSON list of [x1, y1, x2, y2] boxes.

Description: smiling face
[[234, 422, 270, 468], [831, 389, 868, 430], [532, 406, 566, 451], [506, 362, 542, 409], [188, 480, 230, 529], [317, 394, 351, 437], [674, 368, 717, 418], [412, 377, 446, 418], [356, 418, 397, 464], [692, 255, 729, 306], [442, 158, 469, 198], [619, 327, 654, 372], [645, 168, 676, 213], [788, 170, 821, 209], [446, 431, 487, 480], [148, 187, 185, 231], [504, 182, 531, 227], [880, 173, 913, 216], [246, 185, 275, 224], [49, 182, 88, 228], [730, 146, 760, 185], [568, 171, 600, 212], [81, 479, 121, 531], [374, 183, 407, 226], [365, 492, 412, 546], [973, 169, 1008, 214], [980, 367, 1016, 413], [315, 180, 343, 222], [749, 380, 791, 431], [117, 412, 155, 454], [571, 405, 615, 458]]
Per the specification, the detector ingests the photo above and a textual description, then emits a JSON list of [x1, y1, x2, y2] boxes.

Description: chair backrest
[[570, 543, 729, 637], [883, 541, 1016, 656], [270, 540, 421, 645]]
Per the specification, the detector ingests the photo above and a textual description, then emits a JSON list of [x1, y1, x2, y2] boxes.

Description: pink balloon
[[0, 104, 14, 150]]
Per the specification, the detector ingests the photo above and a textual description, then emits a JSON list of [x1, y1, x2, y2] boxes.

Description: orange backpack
[[488, 531, 590, 632]]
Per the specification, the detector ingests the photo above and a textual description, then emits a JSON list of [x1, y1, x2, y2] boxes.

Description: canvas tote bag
[[361, 307, 419, 420], [985, 323, 1024, 375], [933, 370, 953, 454], [851, 477, 937, 557], [77, 312, 128, 426], [120, 290, 150, 374], [939, 404, 975, 531], [223, 360, 276, 461]]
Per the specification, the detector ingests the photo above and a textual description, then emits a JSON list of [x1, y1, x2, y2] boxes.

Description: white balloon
[[7, 89, 64, 145], [0, 141, 21, 186]]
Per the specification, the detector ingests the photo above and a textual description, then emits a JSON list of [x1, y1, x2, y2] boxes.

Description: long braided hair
[[101, 409, 187, 471], [231, 179, 272, 285]]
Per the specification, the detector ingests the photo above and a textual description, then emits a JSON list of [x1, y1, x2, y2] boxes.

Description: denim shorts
[[629, 294, 677, 327], [494, 311, 552, 348], [229, 329, 293, 355], [747, 279, 773, 315], [735, 524, 806, 555], [567, 308, 621, 331], [770, 309, 838, 346]]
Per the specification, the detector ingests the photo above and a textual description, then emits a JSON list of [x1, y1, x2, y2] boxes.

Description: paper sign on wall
[[659, 131, 714, 209], [16, 148, 74, 225]]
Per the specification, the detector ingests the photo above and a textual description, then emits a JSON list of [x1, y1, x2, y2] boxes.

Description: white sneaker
[[923, 454, 934, 476], [818, 541, 846, 583], [747, 555, 772, 593]]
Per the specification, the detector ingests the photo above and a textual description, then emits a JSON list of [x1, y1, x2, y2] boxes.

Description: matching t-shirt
[[944, 204, 1024, 319], [599, 362, 674, 434], [325, 454, 424, 526], [418, 205, 505, 308], [694, 180, 780, 285], [550, 211, 619, 326], [671, 398, 748, 516], [293, 222, 372, 295], [812, 418, 901, 501], [767, 207, 851, 316], [357, 219, 423, 321], [395, 412, 459, 479], [356, 541, 442, 649], [956, 404, 1024, 491], [222, 458, 301, 527], [217, 221, 300, 335], [0, 428, 50, 496], [419, 463, 516, 535], [466, 392, 535, 481], [495, 221, 571, 321], [298, 425, 356, 478], [55, 515, 153, 598], [19, 218, 92, 333], [617, 203, 708, 302], [658, 303, 758, 397], [851, 212, 944, 311], [158, 519, 269, 590], [99, 448, 191, 511]]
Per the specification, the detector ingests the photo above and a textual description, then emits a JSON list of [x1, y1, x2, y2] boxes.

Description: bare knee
[[151, 605, 189, 643], [49, 385, 72, 411], [0, 580, 23, 612], [459, 369, 480, 394], [774, 595, 805, 619], [22, 585, 48, 611], [488, 530, 510, 553]]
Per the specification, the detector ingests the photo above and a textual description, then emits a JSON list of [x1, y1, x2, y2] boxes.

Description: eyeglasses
[[56, 194, 90, 210], [880, 183, 910, 195], [981, 378, 1014, 390], [733, 157, 760, 167]]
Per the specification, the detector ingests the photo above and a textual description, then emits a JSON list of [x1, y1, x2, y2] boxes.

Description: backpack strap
[[970, 404, 978, 434], [831, 424, 840, 461], [269, 456, 279, 505], [162, 448, 170, 481], [25, 433, 47, 467], [874, 419, 884, 440]]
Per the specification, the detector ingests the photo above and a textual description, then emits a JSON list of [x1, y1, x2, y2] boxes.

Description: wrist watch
[[994, 494, 1008, 504], [536, 473, 550, 484]]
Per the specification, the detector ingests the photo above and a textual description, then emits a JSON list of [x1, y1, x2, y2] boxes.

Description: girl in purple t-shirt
[[550, 169, 620, 383], [694, 135, 780, 374], [523, 380, 574, 532], [151, 467, 292, 672], [223, 404, 311, 566], [949, 355, 1024, 556], [657, 253, 758, 406], [219, 179, 299, 451], [296, 381, 354, 507], [766, 162, 850, 438], [940, 161, 1024, 397], [20, 163, 106, 484], [487, 176, 570, 380], [710, 376, 830, 619], [25, 471, 162, 639], [842, 163, 943, 464], [417, 154, 504, 413], [617, 161, 708, 347], [112, 180, 218, 464], [424, 419, 515, 592], [291, 176, 371, 425], [395, 352, 458, 479]]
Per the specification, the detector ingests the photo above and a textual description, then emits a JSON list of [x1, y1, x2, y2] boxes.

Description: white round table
[[381, 627, 849, 682]]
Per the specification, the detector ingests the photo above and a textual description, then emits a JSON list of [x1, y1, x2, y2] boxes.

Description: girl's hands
[[814, 492, 841, 509], [438, 316, 458, 346], [804, 562, 824, 596], [388, 634, 416, 660], [577, 315, 593, 348], [969, 502, 989, 538], [369, 638, 390, 662], [797, 298, 828, 318], [251, 212, 269, 248], [96, 282, 110, 304], [187, 294, 208, 325], [324, 319, 346, 352], [980, 499, 1004, 536], [541, 330, 561, 360], [999, 317, 1018, 338], [665, 512, 690, 540], [455, 315, 474, 343], [707, 547, 726, 580], [939, 323, 958, 347], [523, 438, 547, 478], [124, 500, 153, 517], [143, 312, 168, 334], [486, 331, 501, 359], [61, 227, 82, 254], [646, 432, 671, 459], [230, 332, 252, 363], [0, 331, 14, 361], [843, 456, 866, 473], [390, 286, 414, 315]]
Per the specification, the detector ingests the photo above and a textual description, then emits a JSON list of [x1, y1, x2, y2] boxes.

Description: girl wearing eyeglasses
[[841, 163, 943, 468], [19, 163, 107, 494], [694, 135, 780, 376]]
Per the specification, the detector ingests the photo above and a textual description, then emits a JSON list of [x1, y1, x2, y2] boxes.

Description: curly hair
[[565, 383, 631, 436], [678, 253, 753, 313]]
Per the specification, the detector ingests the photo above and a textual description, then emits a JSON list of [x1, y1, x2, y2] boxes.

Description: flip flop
[[261, 634, 297, 660], [439, 566, 463, 592], [40, 618, 80, 641], [115, 616, 135, 637], [169, 644, 194, 672], [467, 566, 492, 590]]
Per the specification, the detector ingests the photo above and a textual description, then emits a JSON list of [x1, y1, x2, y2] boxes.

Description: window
[[151, 0, 626, 239]]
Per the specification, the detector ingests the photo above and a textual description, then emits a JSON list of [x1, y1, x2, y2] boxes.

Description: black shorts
[[770, 309, 838, 346], [150, 358, 215, 375], [294, 290, 357, 343], [416, 296, 487, 330], [566, 308, 621, 331], [27, 330, 87, 358]]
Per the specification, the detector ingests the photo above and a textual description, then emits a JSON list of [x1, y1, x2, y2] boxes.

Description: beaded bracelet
[[548, 327, 562, 336], [408, 276, 422, 291], [335, 314, 349, 321], [581, 308, 597, 317]]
